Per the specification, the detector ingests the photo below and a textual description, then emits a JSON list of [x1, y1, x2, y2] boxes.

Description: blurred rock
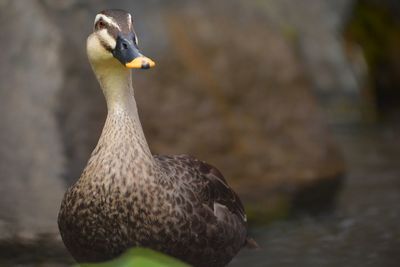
[[0, 0, 65, 239], [345, 0, 400, 119], [245, 0, 366, 124]]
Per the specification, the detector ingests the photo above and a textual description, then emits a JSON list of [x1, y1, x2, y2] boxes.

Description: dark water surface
[[231, 125, 400, 267], [1, 125, 399, 266]]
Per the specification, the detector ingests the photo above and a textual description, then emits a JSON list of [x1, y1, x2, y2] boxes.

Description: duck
[[58, 9, 256, 267]]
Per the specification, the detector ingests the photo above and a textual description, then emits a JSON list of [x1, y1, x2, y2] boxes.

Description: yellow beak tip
[[126, 57, 156, 69]]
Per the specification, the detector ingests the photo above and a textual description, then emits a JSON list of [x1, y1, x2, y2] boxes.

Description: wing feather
[[155, 154, 247, 223]]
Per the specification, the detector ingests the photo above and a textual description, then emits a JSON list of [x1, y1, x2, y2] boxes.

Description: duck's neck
[[94, 60, 138, 118], [89, 60, 154, 178]]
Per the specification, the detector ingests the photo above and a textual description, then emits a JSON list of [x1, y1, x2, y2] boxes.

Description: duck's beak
[[125, 56, 155, 69], [112, 34, 155, 69]]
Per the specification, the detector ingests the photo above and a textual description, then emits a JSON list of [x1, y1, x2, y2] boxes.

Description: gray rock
[[246, 0, 363, 124], [0, 0, 65, 239]]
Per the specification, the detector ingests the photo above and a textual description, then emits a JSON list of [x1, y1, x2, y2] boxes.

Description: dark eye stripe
[[95, 19, 120, 33], [106, 26, 119, 39], [98, 38, 113, 52], [95, 23, 119, 40]]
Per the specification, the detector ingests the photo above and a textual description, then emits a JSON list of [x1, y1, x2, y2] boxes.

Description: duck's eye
[[97, 20, 106, 29]]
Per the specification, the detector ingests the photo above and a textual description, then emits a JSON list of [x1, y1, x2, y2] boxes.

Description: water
[[231, 124, 400, 267]]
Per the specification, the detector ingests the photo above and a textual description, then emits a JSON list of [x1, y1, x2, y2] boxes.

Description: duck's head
[[87, 9, 155, 69]]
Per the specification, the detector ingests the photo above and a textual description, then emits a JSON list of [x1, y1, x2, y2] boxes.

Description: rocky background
[[1, 0, 399, 264]]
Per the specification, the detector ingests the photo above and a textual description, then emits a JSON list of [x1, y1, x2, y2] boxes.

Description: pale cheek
[[86, 34, 113, 62], [97, 29, 116, 49]]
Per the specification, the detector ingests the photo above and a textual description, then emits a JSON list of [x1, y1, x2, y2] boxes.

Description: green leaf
[[78, 247, 192, 267]]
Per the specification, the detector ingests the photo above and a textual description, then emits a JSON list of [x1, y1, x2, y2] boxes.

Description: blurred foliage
[[345, 0, 400, 114], [245, 195, 290, 225], [78, 248, 190, 267], [345, 1, 400, 70]]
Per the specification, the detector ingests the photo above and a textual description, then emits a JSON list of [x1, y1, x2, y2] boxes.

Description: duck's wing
[[154, 154, 247, 224]]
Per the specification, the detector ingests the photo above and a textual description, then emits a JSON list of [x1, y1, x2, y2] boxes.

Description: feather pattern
[[155, 155, 246, 223]]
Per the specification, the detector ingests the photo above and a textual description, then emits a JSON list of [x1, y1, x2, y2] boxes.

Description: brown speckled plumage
[[58, 9, 252, 267]]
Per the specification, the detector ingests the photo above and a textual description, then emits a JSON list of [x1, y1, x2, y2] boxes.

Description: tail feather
[[245, 237, 260, 249]]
